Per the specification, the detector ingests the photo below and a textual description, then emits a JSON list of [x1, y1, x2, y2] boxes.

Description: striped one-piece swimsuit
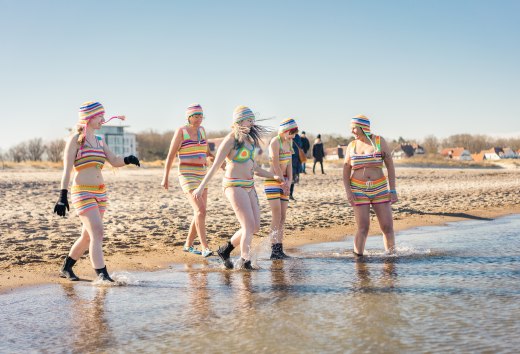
[[264, 135, 293, 201], [178, 127, 208, 193]]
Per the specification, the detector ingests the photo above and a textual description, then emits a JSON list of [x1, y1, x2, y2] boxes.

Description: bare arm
[[192, 133, 235, 197], [161, 128, 183, 190], [381, 137, 398, 203], [253, 162, 282, 180], [342, 145, 355, 205], [60, 135, 79, 190], [102, 137, 126, 167], [380, 137, 396, 190], [269, 138, 284, 178]]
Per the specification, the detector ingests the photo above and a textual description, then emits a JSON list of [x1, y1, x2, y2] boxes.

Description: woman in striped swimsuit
[[342, 115, 398, 256], [53, 101, 140, 282], [192, 106, 283, 270], [162, 104, 214, 257], [265, 118, 299, 259]]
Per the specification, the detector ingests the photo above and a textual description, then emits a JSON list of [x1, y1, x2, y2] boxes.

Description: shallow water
[[1, 215, 520, 353]]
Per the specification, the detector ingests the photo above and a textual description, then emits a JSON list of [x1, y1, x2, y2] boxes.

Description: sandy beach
[[1, 165, 519, 293]]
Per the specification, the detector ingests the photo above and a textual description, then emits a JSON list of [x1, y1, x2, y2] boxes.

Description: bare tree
[[136, 130, 174, 161], [46, 139, 66, 162], [26, 138, 46, 161], [421, 135, 439, 154], [8, 142, 28, 162]]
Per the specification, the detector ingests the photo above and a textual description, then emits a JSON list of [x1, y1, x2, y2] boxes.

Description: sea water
[[1, 215, 519, 353]]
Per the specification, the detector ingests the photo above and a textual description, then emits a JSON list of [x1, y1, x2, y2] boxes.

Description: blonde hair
[[76, 126, 86, 146]]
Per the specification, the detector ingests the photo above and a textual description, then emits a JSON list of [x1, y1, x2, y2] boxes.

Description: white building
[[98, 125, 137, 156]]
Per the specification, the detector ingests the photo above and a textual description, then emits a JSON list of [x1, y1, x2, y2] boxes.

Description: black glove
[[54, 189, 69, 217], [124, 155, 140, 167]]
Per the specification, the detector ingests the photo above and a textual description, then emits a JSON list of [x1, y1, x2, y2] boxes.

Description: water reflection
[[1, 215, 519, 353], [60, 284, 114, 352], [184, 265, 214, 324]]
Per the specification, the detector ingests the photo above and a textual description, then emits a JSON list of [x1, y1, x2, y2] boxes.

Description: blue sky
[[1, 0, 519, 150]]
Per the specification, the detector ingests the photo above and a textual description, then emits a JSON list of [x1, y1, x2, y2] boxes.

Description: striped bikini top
[[271, 135, 292, 166], [349, 135, 384, 170], [227, 143, 256, 164], [74, 135, 106, 171], [178, 127, 208, 161]]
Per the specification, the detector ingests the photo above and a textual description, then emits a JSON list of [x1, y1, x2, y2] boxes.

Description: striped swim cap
[[233, 105, 255, 124], [279, 118, 298, 134], [186, 103, 204, 119], [351, 114, 371, 133], [78, 101, 105, 125]]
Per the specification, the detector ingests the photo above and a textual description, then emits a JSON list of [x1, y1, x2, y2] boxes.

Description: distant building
[[440, 147, 473, 161], [473, 147, 518, 161], [324, 146, 347, 160], [98, 125, 137, 156], [392, 144, 424, 159]]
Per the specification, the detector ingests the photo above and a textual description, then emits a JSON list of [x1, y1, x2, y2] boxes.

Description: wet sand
[[1, 166, 519, 293]]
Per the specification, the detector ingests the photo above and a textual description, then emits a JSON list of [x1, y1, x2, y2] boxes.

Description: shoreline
[[2, 205, 518, 294]]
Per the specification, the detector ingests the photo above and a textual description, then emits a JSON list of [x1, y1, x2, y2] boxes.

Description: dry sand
[[1, 165, 519, 293]]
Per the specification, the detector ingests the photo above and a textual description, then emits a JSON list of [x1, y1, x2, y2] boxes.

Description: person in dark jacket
[[290, 133, 302, 200], [312, 134, 325, 174], [300, 131, 310, 174]]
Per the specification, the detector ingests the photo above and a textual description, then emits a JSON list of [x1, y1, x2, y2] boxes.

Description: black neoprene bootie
[[217, 241, 235, 269], [95, 266, 114, 282], [270, 243, 291, 260], [235, 257, 254, 270], [60, 256, 79, 281]]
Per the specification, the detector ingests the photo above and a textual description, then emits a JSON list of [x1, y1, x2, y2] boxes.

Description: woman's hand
[[281, 177, 291, 195], [390, 191, 398, 204], [273, 174, 283, 183], [161, 176, 169, 190], [346, 191, 355, 206], [192, 186, 204, 199]]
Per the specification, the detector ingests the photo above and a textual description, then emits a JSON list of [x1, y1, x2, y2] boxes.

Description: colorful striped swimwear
[[264, 177, 289, 202], [178, 127, 208, 161], [349, 135, 384, 170], [74, 136, 106, 171], [178, 163, 207, 193], [71, 184, 108, 215], [222, 177, 255, 190], [350, 176, 390, 206]]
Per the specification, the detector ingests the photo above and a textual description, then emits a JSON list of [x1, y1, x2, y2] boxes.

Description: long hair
[[232, 120, 272, 149], [76, 126, 86, 146]]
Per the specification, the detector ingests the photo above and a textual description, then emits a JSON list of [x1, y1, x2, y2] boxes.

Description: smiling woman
[[53, 101, 140, 282]]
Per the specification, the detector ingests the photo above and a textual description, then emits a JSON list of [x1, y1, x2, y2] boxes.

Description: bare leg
[[78, 208, 105, 269], [268, 199, 282, 243], [185, 189, 209, 249], [372, 202, 395, 252], [224, 187, 257, 260], [68, 224, 91, 260], [352, 204, 371, 255]]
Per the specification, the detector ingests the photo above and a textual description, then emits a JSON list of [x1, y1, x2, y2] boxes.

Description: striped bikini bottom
[[178, 163, 207, 193], [264, 177, 289, 202], [350, 176, 390, 206], [71, 184, 108, 215], [222, 177, 255, 191]]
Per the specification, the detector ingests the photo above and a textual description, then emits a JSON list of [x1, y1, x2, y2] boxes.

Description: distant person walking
[[300, 131, 310, 174], [312, 134, 325, 174], [342, 114, 398, 256], [290, 133, 303, 201], [54, 101, 140, 282], [192, 106, 283, 269], [161, 104, 214, 257]]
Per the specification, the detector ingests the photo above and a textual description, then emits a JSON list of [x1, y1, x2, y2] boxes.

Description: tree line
[[2, 132, 519, 163]]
